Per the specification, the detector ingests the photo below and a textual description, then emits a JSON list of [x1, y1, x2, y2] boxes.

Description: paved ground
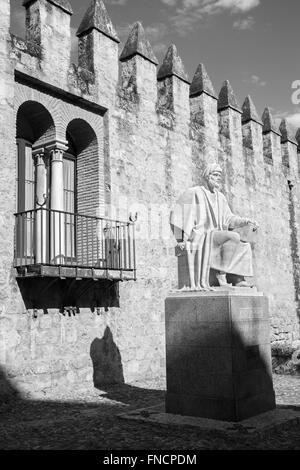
[[0, 374, 299, 450]]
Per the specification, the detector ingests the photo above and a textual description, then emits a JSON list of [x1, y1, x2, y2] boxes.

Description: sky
[[10, 0, 300, 133]]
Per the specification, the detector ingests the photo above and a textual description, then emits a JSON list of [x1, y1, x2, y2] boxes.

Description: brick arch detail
[[14, 84, 59, 142], [14, 82, 110, 220], [66, 118, 102, 218], [14, 82, 103, 144]]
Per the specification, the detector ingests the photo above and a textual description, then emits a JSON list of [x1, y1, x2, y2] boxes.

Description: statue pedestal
[[165, 290, 276, 422]]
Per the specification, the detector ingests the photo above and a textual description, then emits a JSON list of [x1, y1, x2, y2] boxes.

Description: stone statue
[[170, 163, 259, 290]]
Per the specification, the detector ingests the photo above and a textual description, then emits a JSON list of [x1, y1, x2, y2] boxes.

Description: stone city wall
[[0, 0, 299, 397]]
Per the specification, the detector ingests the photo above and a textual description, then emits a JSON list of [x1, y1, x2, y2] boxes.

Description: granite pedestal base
[[165, 291, 276, 422]]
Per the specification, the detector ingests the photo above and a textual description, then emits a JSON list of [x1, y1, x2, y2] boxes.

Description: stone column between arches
[[46, 139, 68, 265], [33, 146, 48, 264]]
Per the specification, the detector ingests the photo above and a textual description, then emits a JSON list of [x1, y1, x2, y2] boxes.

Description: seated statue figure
[[170, 163, 259, 290]]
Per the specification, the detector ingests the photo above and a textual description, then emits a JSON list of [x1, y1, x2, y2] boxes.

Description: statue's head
[[203, 163, 223, 192]]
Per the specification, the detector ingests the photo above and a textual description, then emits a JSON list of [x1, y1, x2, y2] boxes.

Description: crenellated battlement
[[9, 0, 300, 160]]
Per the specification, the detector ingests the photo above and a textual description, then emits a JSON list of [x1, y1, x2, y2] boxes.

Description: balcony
[[14, 208, 136, 282]]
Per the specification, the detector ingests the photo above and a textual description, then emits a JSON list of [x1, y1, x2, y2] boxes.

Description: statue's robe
[[170, 186, 253, 289]]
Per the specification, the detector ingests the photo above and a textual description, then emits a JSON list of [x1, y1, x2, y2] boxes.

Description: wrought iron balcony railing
[[14, 208, 136, 281]]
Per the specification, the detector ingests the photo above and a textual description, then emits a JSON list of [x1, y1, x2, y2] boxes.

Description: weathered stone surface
[[76, 0, 119, 42], [262, 107, 279, 134], [23, 0, 73, 14], [279, 118, 297, 144], [157, 45, 190, 84], [218, 80, 241, 112], [190, 63, 216, 98], [119, 52, 157, 109], [22, 0, 73, 87], [165, 293, 276, 421], [190, 79, 220, 175], [242, 95, 261, 124], [218, 92, 245, 213], [120, 22, 158, 65], [295, 128, 300, 151]]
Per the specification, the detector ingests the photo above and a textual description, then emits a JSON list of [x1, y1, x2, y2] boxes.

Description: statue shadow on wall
[[0, 365, 22, 402], [90, 326, 124, 388]]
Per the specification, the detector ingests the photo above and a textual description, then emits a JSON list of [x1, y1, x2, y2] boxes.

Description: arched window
[[15, 101, 55, 263], [16, 101, 55, 210], [66, 119, 98, 216], [14, 107, 135, 276], [64, 132, 76, 214], [66, 119, 98, 266], [15, 138, 35, 260], [16, 138, 35, 213], [64, 132, 77, 260]]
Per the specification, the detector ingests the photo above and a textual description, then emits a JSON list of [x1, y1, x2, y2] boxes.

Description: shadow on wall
[[0, 365, 22, 403], [90, 326, 125, 388], [0, 325, 124, 404], [287, 181, 300, 323]]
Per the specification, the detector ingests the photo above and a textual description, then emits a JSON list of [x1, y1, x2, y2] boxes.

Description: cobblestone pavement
[[0, 374, 299, 450]]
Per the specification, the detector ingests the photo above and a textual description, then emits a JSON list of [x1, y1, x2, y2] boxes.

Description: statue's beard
[[208, 181, 220, 191]]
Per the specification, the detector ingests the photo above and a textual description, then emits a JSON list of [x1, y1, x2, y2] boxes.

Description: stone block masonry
[[165, 291, 276, 421], [0, 0, 299, 396]]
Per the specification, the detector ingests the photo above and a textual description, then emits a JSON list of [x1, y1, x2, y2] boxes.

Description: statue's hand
[[177, 241, 186, 251]]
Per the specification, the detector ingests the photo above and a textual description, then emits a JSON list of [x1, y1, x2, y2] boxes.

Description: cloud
[[273, 109, 300, 133], [164, 0, 260, 12], [106, 0, 128, 5], [215, 0, 260, 13], [161, 0, 178, 5], [143, 23, 170, 59], [283, 111, 300, 132], [286, 113, 300, 131], [160, 0, 260, 34], [152, 43, 169, 56], [144, 23, 169, 43], [244, 74, 266, 87], [233, 16, 255, 30]]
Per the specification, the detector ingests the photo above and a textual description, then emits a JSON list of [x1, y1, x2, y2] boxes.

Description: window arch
[[16, 138, 35, 213], [64, 131, 77, 215], [16, 102, 56, 262], [65, 119, 98, 265], [66, 119, 98, 217], [16, 101, 56, 212]]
